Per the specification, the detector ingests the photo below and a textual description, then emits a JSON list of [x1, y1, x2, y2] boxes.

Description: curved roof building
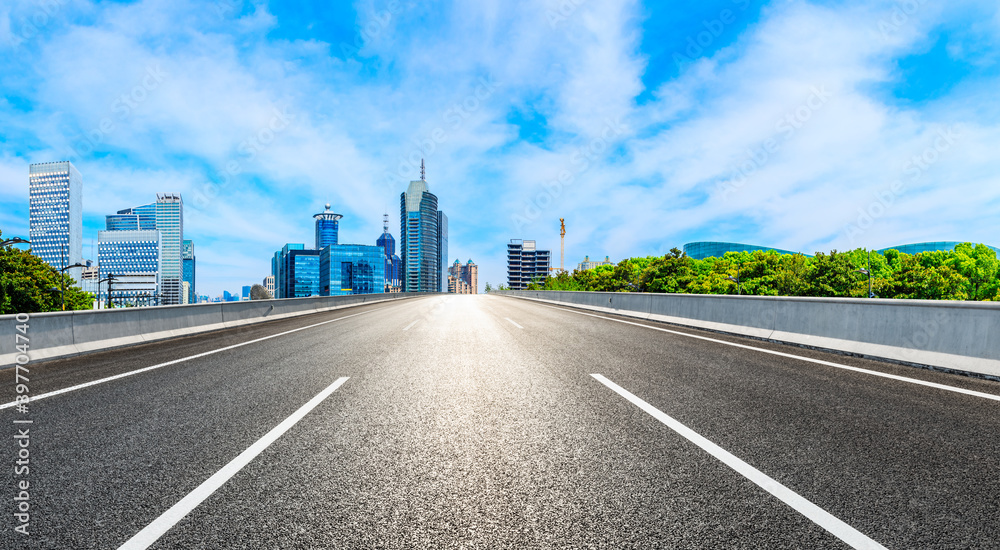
[[875, 241, 1000, 256], [683, 242, 808, 260]]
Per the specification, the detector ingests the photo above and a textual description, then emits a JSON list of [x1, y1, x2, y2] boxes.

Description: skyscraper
[[377, 213, 402, 292], [182, 239, 196, 305], [98, 229, 160, 306], [28, 161, 83, 281], [155, 193, 184, 305], [438, 211, 448, 292], [106, 203, 156, 231], [314, 203, 343, 249], [272, 244, 320, 298], [400, 160, 445, 293]]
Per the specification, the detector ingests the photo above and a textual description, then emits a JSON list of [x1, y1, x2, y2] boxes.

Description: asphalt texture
[[2, 294, 999, 549]]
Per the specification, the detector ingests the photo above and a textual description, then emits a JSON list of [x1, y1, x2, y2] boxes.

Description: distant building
[[377, 214, 402, 292], [314, 203, 342, 249], [80, 265, 100, 307], [182, 239, 196, 305], [181, 281, 191, 304], [876, 242, 1000, 255], [507, 240, 550, 290], [29, 161, 84, 282], [272, 244, 320, 298], [106, 203, 156, 231], [400, 160, 445, 292], [448, 259, 478, 294], [241, 285, 251, 301], [683, 242, 807, 260], [438, 211, 448, 292], [98, 229, 160, 306], [577, 255, 613, 271], [263, 275, 275, 297]]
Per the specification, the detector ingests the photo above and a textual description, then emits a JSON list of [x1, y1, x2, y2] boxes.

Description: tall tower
[[28, 161, 83, 281], [400, 159, 440, 292], [314, 203, 343, 249], [155, 193, 184, 305], [377, 213, 401, 291]]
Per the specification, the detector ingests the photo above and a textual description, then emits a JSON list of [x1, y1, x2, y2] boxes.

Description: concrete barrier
[[0, 293, 427, 367], [496, 290, 1000, 378]]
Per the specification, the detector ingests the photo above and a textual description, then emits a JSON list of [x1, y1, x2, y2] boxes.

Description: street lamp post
[[726, 262, 742, 295], [57, 255, 90, 311], [1, 237, 30, 247], [856, 250, 874, 298], [98, 274, 117, 309]]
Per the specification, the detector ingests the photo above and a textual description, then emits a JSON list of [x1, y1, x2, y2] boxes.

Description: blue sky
[[1, 0, 999, 296]]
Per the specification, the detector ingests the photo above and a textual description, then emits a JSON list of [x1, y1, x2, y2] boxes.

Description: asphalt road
[[3, 294, 999, 549]]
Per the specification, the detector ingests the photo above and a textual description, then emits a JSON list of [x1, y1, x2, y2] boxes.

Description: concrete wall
[[496, 290, 1000, 378], [0, 293, 426, 367]]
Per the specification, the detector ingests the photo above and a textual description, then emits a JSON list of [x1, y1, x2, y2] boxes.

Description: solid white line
[[402, 320, 418, 331], [505, 317, 524, 329], [117, 376, 350, 550], [0, 308, 377, 410], [591, 373, 887, 550], [528, 301, 1000, 403]]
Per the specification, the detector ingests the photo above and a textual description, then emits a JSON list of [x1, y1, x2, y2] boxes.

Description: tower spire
[[383, 213, 389, 235], [420, 158, 426, 181]]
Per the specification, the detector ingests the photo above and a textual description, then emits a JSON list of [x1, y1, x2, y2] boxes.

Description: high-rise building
[[319, 244, 385, 296], [314, 203, 343, 249], [377, 214, 402, 292], [447, 258, 478, 294], [98, 229, 161, 305], [272, 244, 320, 298], [241, 285, 251, 301], [155, 193, 184, 305], [28, 161, 83, 282], [438, 211, 448, 292], [263, 275, 275, 298], [182, 239, 196, 305], [507, 239, 550, 290], [400, 160, 444, 293], [106, 203, 156, 231]]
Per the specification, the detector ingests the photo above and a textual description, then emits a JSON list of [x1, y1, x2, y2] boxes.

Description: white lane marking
[[591, 374, 887, 550], [403, 320, 418, 331], [117, 376, 350, 550], [527, 301, 1000, 403], [0, 308, 378, 410], [505, 317, 524, 329]]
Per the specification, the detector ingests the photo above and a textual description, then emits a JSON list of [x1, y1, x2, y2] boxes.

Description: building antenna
[[383, 212, 389, 236], [420, 158, 426, 181]]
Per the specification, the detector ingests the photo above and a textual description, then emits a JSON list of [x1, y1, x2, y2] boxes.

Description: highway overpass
[[2, 294, 998, 548]]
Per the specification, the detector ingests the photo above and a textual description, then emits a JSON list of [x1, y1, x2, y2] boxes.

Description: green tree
[[638, 248, 695, 293], [0, 231, 94, 313], [950, 243, 999, 300], [887, 253, 967, 300], [484, 282, 493, 293], [803, 251, 858, 297]]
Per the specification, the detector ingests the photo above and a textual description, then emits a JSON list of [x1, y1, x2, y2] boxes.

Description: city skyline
[[2, 1, 999, 296]]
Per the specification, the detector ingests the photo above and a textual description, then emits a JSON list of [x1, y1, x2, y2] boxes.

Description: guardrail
[[494, 290, 1000, 379], [1, 293, 428, 367]]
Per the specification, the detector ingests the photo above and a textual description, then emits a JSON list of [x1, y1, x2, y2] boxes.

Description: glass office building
[[155, 194, 184, 305], [314, 204, 343, 249], [98, 230, 160, 305], [182, 239, 196, 305], [683, 242, 807, 260], [28, 161, 83, 282], [438, 211, 448, 292], [106, 203, 156, 231], [377, 217, 402, 292], [319, 244, 385, 296], [272, 244, 321, 298], [400, 172, 443, 292]]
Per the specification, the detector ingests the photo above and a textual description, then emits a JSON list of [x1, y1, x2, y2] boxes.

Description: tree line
[[523, 243, 1000, 301]]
